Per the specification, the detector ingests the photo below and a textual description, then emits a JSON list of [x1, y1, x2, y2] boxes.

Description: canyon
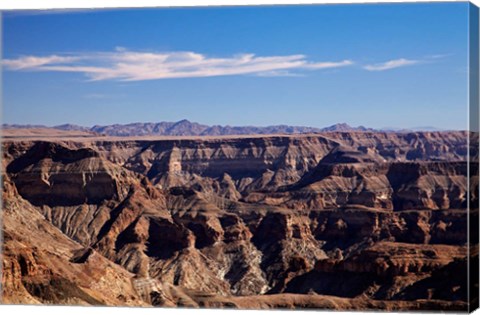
[[1, 130, 478, 311]]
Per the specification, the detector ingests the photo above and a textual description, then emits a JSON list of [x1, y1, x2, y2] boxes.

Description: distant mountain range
[[2, 120, 444, 137]]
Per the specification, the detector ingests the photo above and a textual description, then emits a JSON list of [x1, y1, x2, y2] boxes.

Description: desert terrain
[[1, 128, 478, 311]]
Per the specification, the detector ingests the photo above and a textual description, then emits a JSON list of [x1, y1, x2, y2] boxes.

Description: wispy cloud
[[425, 53, 452, 60], [4, 9, 98, 17], [363, 58, 420, 71], [3, 48, 354, 81], [3, 55, 81, 70]]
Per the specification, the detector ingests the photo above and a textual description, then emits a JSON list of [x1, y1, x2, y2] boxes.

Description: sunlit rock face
[[2, 131, 476, 311]]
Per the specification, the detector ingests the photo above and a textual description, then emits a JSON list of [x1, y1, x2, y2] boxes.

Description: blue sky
[[2, 3, 470, 129]]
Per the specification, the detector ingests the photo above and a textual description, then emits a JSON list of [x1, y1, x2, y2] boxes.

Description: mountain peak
[[3, 120, 380, 137], [176, 119, 191, 124], [319, 123, 368, 132]]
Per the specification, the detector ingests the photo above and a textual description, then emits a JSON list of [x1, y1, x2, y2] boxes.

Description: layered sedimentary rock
[[1, 131, 477, 311]]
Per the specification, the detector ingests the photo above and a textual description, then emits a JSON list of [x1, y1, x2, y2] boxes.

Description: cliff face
[[1, 131, 476, 311]]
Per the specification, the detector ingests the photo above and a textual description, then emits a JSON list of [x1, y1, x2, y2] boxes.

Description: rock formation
[[1, 131, 477, 311]]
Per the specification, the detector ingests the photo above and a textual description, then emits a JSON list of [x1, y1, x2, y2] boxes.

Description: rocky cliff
[[1, 131, 477, 311]]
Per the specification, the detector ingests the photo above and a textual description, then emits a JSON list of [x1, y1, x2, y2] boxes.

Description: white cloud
[[3, 49, 353, 81], [303, 60, 354, 69], [425, 53, 451, 59], [363, 58, 420, 71], [2, 55, 80, 70]]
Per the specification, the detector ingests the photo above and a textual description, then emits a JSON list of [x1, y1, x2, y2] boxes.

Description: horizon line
[[0, 119, 458, 131]]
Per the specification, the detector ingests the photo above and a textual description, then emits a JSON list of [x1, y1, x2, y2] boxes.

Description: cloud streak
[[3, 49, 354, 81], [3, 55, 81, 70], [363, 58, 420, 71]]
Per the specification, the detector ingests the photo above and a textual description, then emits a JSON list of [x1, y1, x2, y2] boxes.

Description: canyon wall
[[2, 131, 477, 310]]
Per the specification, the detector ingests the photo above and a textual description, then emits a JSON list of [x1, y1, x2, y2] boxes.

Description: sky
[[1, 3, 471, 129]]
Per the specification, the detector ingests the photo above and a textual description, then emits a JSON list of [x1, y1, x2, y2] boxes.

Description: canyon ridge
[[1, 128, 478, 311]]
